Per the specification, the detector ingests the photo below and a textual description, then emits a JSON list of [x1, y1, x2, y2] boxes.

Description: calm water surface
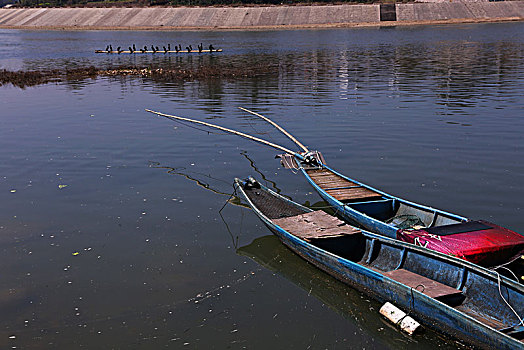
[[0, 23, 523, 349]]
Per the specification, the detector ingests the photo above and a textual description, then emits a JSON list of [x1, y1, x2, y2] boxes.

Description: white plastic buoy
[[379, 302, 420, 335]]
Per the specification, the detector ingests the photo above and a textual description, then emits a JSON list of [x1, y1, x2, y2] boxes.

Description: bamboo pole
[[238, 107, 309, 153], [146, 109, 298, 156]]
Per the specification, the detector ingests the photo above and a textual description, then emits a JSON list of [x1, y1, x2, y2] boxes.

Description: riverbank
[[1, 2, 523, 30]]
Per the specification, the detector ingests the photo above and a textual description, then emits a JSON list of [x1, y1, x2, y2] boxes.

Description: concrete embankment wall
[[0, 2, 522, 30], [397, 1, 523, 21]]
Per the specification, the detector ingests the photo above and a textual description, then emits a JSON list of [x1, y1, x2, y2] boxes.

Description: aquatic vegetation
[[0, 62, 276, 88], [0, 66, 97, 88]]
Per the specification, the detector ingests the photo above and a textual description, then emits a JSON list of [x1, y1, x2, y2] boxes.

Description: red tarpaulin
[[397, 220, 524, 267]]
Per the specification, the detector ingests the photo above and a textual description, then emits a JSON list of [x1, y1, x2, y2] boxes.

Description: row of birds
[[104, 43, 215, 53]]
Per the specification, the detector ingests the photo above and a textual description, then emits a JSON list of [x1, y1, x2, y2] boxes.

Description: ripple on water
[[0, 23, 523, 349]]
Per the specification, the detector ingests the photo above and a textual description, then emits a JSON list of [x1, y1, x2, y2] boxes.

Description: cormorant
[[198, 43, 203, 53], [163, 46, 167, 53], [129, 46, 133, 53], [209, 44, 214, 52], [168, 43, 171, 51], [186, 46, 191, 52], [178, 44, 182, 51], [133, 44, 136, 52], [117, 46, 122, 54], [105, 45, 109, 52], [151, 45, 156, 53], [109, 45, 113, 52]]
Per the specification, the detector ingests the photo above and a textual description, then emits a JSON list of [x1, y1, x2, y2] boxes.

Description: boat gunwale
[[234, 177, 523, 293], [234, 177, 524, 349], [300, 161, 468, 223]]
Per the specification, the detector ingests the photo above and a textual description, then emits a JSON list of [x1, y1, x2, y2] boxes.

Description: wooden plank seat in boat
[[306, 169, 383, 202], [453, 305, 510, 331], [273, 210, 361, 241], [383, 269, 463, 299]]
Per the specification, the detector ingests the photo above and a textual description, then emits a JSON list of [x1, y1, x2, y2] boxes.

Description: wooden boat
[[280, 153, 524, 267], [235, 176, 524, 349], [146, 108, 524, 267], [95, 49, 222, 54], [234, 107, 524, 268]]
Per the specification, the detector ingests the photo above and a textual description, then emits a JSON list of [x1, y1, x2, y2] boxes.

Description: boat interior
[[241, 182, 524, 340], [305, 168, 465, 230]]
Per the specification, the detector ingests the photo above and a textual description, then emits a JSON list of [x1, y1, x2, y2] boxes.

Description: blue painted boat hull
[[235, 177, 524, 349], [297, 163, 524, 267]]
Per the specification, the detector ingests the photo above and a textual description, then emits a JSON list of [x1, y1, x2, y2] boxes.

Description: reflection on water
[[237, 235, 469, 350], [0, 23, 522, 349], [118, 42, 523, 118], [148, 149, 282, 206], [3, 27, 522, 118], [149, 161, 240, 202]]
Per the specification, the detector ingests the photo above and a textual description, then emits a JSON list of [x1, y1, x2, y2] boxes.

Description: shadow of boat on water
[[237, 234, 471, 350]]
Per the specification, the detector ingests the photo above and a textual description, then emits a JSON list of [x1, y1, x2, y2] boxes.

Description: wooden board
[[384, 269, 462, 299], [326, 188, 383, 201], [307, 169, 383, 202], [273, 210, 360, 240], [454, 305, 508, 330]]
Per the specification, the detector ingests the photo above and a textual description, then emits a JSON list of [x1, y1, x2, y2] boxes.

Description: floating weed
[[0, 61, 276, 88]]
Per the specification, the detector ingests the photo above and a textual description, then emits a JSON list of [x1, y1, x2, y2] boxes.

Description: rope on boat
[[219, 187, 241, 250], [491, 256, 522, 284], [219, 186, 238, 214], [496, 266, 520, 283], [493, 270, 524, 326], [490, 258, 523, 326], [409, 287, 415, 313], [401, 284, 424, 326]]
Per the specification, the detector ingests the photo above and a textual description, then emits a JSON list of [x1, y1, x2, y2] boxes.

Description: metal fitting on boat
[[245, 176, 261, 190]]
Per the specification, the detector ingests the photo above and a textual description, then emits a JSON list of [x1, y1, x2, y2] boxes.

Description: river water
[[0, 22, 523, 349]]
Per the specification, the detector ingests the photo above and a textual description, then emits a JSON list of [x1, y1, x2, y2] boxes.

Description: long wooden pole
[[146, 109, 298, 156], [238, 107, 309, 153]]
